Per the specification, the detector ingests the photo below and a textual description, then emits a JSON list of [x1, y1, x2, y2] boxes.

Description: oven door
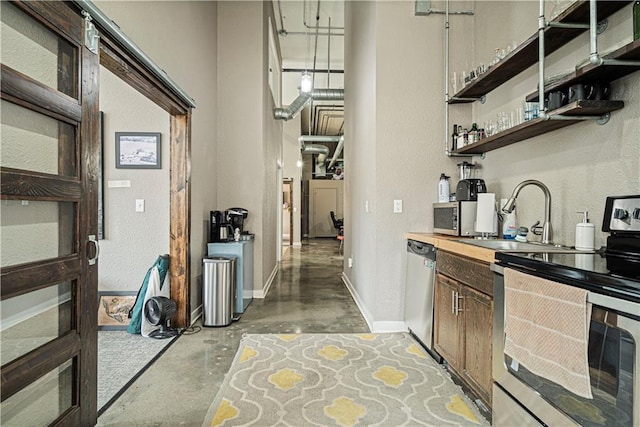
[[492, 266, 639, 427]]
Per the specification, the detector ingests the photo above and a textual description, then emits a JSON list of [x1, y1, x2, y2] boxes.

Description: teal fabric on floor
[[127, 255, 170, 334]]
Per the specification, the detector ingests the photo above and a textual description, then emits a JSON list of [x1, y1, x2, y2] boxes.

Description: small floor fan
[[144, 296, 179, 339]]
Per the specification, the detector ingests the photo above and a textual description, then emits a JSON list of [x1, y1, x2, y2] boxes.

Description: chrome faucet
[[502, 179, 553, 244]]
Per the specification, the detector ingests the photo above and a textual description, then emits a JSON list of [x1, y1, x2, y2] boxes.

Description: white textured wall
[[93, 1, 218, 315], [344, 0, 379, 326], [217, 1, 282, 292], [98, 67, 170, 291], [344, 0, 639, 331], [472, 2, 640, 247]]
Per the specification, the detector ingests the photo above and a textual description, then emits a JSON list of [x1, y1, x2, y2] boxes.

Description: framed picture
[[97, 291, 138, 330], [115, 132, 161, 169]]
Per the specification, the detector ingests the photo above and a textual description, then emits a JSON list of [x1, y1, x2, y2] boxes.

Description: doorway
[[282, 178, 294, 254]]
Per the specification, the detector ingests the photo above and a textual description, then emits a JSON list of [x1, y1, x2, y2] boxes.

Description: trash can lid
[[203, 256, 236, 263]]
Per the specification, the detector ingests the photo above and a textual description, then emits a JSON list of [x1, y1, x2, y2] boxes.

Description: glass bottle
[[469, 123, 479, 144], [451, 124, 458, 151]]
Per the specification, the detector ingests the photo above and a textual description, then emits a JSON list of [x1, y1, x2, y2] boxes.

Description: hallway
[[97, 239, 369, 426]]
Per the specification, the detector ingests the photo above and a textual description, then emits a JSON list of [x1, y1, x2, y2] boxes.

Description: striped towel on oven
[[504, 268, 593, 399]]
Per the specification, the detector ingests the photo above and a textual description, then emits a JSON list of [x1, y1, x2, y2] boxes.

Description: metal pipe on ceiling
[[303, 0, 345, 31], [274, 89, 344, 121], [73, 0, 196, 108]]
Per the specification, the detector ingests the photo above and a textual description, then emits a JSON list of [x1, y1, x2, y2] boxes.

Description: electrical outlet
[[365, 200, 370, 213], [394, 199, 403, 213], [348, 257, 353, 268], [135, 199, 145, 212]]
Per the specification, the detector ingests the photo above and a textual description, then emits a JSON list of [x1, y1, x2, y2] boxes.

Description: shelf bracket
[[547, 19, 606, 34], [546, 114, 611, 124], [449, 96, 484, 103], [596, 112, 611, 125], [547, 22, 590, 30], [596, 19, 608, 35]]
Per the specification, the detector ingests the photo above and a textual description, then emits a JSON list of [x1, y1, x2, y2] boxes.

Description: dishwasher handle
[[407, 240, 436, 261]]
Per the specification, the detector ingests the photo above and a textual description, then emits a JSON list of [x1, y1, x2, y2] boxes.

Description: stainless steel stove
[[492, 195, 640, 427]]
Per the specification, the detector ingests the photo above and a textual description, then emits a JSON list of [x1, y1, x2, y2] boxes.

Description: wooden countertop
[[405, 232, 496, 264]]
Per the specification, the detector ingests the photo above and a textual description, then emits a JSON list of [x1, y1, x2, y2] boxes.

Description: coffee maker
[[210, 210, 233, 242], [455, 161, 486, 201], [226, 208, 249, 234]]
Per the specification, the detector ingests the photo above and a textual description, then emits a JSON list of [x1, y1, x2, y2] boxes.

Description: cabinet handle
[[455, 293, 464, 315], [451, 290, 456, 314]]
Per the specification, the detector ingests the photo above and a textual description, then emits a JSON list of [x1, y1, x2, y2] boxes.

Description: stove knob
[[633, 208, 640, 220], [613, 208, 629, 220]]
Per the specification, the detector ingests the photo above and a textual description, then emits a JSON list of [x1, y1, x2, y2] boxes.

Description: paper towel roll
[[476, 193, 496, 233]]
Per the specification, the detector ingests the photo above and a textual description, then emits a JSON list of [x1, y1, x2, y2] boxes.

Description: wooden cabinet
[[434, 250, 493, 408], [434, 274, 461, 369]]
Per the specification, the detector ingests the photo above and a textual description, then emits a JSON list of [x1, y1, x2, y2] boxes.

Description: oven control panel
[[603, 195, 640, 232]]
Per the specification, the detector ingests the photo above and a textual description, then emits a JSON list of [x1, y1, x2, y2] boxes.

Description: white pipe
[[538, 0, 547, 119], [589, 0, 603, 66], [327, 136, 344, 169], [444, 0, 450, 154]]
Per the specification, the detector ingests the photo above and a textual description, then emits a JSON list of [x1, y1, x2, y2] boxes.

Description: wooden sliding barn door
[[1, 1, 99, 425]]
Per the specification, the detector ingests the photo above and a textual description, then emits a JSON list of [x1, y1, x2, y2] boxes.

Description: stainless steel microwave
[[433, 201, 477, 236]]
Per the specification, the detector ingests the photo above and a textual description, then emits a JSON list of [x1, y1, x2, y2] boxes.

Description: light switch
[[365, 200, 370, 213], [394, 199, 403, 213], [135, 199, 145, 212]]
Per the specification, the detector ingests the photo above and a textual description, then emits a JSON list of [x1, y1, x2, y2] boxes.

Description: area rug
[[202, 333, 489, 426], [98, 330, 178, 414]]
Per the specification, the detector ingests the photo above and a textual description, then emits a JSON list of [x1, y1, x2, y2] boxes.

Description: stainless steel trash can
[[202, 256, 237, 327]]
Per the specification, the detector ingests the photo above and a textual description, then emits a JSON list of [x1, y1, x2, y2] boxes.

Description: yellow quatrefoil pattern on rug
[[373, 365, 407, 387], [210, 399, 238, 426], [318, 344, 348, 361], [324, 396, 366, 427], [239, 346, 257, 363], [446, 394, 481, 424], [268, 368, 303, 391], [202, 334, 489, 426], [406, 343, 427, 358]]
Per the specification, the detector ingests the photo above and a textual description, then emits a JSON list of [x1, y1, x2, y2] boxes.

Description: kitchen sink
[[454, 239, 591, 253]]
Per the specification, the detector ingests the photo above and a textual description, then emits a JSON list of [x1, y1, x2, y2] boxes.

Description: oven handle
[[491, 263, 640, 317]]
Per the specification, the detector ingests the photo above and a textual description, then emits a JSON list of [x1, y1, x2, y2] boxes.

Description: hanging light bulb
[[300, 71, 312, 93]]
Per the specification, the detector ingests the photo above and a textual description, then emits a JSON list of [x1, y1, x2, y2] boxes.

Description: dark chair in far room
[[330, 211, 344, 254]]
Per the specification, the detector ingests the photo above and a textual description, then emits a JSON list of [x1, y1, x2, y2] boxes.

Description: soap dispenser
[[575, 211, 595, 250]]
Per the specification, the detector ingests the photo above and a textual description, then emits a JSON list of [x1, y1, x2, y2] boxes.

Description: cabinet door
[[461, 285, 493, 406], [434, 273, 461, 371]]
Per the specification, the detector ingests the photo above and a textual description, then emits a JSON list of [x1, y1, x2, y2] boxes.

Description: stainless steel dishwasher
[[404, 240, 440, 361]]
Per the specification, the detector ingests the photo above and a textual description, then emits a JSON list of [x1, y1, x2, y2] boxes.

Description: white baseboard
[[371, 321, 408, 333], [341, 273, 409, 334], [293, 242, 302, 248], [253, 264, 279, 298], [191, 304, 202, 325], [341, 273, 374, 331]]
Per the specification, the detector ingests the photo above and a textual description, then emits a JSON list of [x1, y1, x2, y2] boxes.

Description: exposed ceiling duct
[[299, 138, 330, 177], [274, 88, 344, 121]]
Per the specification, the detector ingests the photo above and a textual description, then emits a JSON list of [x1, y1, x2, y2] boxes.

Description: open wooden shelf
[[526, 39, 640, 101], [452, 100, 624, 154], [448, 0, 631, 104]]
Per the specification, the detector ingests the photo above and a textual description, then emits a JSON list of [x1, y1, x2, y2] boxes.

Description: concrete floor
[[97, 238, 369, 426]]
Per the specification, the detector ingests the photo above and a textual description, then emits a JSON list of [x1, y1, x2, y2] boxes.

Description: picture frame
[[115, 132, 161, 169], [97, 291, 138, 330]]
